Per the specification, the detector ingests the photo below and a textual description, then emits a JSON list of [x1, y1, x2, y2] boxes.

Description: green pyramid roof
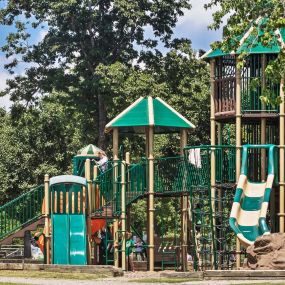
[[105, 97, 195, 134], [203, 18, 285, 59]]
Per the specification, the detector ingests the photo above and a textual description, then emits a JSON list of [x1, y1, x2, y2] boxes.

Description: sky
[[0, 0, 223, 109]]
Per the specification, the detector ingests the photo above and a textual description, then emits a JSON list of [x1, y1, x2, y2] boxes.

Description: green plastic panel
[[52, 214, 87, 265], [111, 99, 149, 127], [238, 225, 262, 242], [69, 215, 87, 265], [52, 214, 69, 264], [240, 196, 263, 211], [153, 99, 191, 128]]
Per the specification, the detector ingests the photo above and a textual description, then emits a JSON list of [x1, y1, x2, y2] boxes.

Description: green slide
[[52, 214, 87, 265], [229, 144, 276, 246], [69, 214, 87, 265]]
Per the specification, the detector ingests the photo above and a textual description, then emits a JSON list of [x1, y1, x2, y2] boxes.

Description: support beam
[[280, 78, 285, 233], [44, 174, 51, 264], [126, 152, 131, 232], [180, 129, 188, 271], [261, 54, 267, 181], [235, 59, 242, 268], [121, 161, 126, 271], [148, 126, 155, 271], [210, 59, 216, 269], [112, 128, 120, 267], [85, 159, 92, 265]]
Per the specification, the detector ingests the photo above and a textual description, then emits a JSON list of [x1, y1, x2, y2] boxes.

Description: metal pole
[[44, 174, 51, 264], [180, 129, 188, 271], [210, 59, 216, 269], [280, 78, 285, 233], [235, 58, 242, 268], [148, 126, 155, 271], [121, 161, 126, 271], [85, 159, 92, 264]]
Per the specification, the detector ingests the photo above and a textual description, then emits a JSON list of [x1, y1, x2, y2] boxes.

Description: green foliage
[[206, 0, 285, 105], [0, 92, 84, 204], [0, 0, 192, 148]]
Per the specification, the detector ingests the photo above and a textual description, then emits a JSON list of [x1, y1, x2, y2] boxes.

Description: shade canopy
[[203, 18, 285, 59], [105, 97, 195, 134], [76, 144, 105, 157]]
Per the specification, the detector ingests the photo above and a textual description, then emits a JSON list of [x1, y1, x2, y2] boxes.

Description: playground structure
[[0, 19, 285, 272]]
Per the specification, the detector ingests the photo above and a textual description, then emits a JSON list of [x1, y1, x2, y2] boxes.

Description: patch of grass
[[128, 278, 199, 283], [0, 270, 110, 280], [0, 283, 34, 285], [231, 280, 285, 285]]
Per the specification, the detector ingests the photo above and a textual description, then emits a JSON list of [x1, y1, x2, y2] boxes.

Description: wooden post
[[148, 126, 155, 271], [261, 54, 267, 182], [126, 152, 131, 232], [112, 128, 120, 267], [93, 166, 99, 211], [235, 58, 242, 268], [121, 161, 126, 271], [280, 78, 285, 233], [85, 159, 92, 265], [180, 129, 188, 271], [210, 59, 216, 268], [44, 174, 51, 264]]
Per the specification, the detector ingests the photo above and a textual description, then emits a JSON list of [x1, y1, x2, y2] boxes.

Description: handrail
[[0, 185, 44, 240]]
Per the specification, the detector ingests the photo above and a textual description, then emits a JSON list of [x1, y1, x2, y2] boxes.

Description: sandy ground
[[1, 274, 285, 285]]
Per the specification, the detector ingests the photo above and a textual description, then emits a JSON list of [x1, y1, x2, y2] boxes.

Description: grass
[[0, 283, 34, 285], [0, 270, 110, 280], [128, 278, 199, 283], [230, 280, 285, 285]]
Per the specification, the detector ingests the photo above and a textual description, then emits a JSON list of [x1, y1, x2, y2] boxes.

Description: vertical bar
[[236, 58, 242, 268], [280, 78, 285, 233], [210, 59, 216, 269], [180, 129, 188, 271], [85, 159, 92, 264], [261, 54, 267, 181], [113, 128, 119, 267], [121, 162, 126, 271], [44, 174, 51, 264], [148, 126, 155, 271]]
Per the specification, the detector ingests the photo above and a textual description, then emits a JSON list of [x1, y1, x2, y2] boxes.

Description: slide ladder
[[229, 144, 276, 246]]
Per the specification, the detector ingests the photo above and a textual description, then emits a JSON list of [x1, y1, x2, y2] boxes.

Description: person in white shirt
[[97, 151, 108, 172]]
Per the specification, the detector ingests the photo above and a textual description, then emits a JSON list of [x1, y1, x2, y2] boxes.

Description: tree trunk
[[97, 93, 107, 149]]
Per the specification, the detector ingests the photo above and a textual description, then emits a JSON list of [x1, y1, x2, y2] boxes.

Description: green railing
[[94, 161, 122, 216], [154, 157, 190, 194], [0, 185, 44, 240], [126, 162, 147, 205], [241, 54, 279, 114]]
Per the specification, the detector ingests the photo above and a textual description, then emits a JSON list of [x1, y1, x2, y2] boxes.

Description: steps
[[0, 217, 45, 246]]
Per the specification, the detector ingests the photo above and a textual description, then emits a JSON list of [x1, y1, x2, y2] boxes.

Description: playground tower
[[203, 20, 285, 267]]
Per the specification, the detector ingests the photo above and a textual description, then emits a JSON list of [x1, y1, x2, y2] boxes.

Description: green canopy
[[105, 97, 195, 134], [203, 18, 285, 59]]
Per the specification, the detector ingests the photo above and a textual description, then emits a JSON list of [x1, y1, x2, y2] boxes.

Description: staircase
[[0, 185, 45, 252]]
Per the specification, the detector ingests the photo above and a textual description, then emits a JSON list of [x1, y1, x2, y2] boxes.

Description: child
[[135, 237, 146, 261], [126, 232, 135, 271]]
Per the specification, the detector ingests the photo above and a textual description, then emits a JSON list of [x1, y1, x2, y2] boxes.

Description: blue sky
[[0, 0, 223, 109]]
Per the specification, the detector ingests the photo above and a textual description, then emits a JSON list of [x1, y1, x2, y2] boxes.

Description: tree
[[0, 0, 191, 148]]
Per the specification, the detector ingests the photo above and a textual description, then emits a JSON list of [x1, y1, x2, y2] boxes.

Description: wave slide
[[229, 144, 275, 247]]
